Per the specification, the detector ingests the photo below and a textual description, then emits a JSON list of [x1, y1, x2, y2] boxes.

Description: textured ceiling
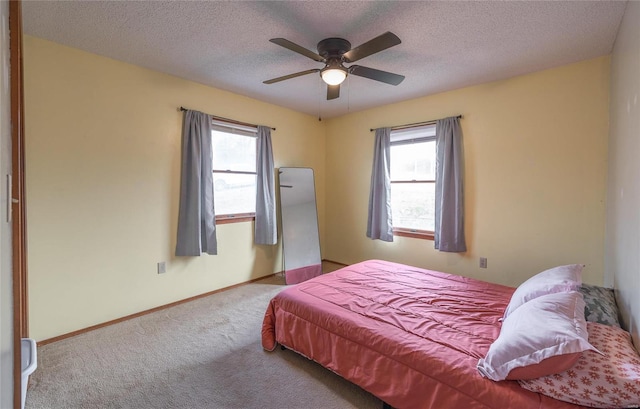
[[22, 1, 627, 119]]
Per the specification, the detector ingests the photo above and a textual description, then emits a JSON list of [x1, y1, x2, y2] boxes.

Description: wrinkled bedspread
[[261, 260, 586, 409]]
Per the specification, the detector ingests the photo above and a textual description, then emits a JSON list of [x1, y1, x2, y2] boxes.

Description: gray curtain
[[255, 126, 277, 245], [366, 127, 393, 242], [175, 110, 218, 256], [435, 116, 466, 252]]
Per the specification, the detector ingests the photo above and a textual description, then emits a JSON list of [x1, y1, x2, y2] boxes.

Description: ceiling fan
[[263, 31, 405, 100]]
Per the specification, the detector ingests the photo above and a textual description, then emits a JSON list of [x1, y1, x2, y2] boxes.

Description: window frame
[[211, 120, 258, 224], [389, 125, 437, 240]]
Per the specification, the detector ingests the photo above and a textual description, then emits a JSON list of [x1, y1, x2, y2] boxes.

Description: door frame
[[10, 1, 27, 408]]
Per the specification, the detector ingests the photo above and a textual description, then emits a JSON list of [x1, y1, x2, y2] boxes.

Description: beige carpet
[[26, 274, 381, 409]]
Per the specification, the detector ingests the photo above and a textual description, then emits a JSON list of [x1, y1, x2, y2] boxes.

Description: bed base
[[281, 343, 395, 409]]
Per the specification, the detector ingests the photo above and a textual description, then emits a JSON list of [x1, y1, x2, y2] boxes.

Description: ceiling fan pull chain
[[317, 77, 323, 122], [347, 76, 350, 114]]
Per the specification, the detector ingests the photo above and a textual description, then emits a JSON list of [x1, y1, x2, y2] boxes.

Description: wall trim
[[38, 260, 351, 346], [38, 273, 280, 346], [321, 258, 348, 267]]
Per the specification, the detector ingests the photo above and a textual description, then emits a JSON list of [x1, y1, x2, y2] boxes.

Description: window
[[211, 120, 257, 223], [389, 124, 436, 239]]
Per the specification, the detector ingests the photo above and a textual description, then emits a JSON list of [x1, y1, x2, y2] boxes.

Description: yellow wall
[[25, 34, 611, 341], [607, 1, 640, 344], [324, 57, 610, 288], [24, 36, 326, 341]]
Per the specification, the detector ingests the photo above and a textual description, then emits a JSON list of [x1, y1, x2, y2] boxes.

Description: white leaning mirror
[[279, 167, 321, 284]]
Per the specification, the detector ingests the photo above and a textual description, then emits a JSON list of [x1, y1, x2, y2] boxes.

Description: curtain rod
[[179, 107, 276, 131], [369, 115, 462, 132]]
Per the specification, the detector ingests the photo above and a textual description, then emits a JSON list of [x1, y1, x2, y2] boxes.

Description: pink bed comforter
[[262, 260, 587, 409]]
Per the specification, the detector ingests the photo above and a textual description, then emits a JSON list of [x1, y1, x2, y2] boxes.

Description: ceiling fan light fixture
[[321, 67, 347, 85]]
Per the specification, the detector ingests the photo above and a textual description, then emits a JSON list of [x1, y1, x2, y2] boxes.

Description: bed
[[261, 259, 598, 409]]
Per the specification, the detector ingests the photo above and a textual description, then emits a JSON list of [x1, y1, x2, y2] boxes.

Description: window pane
[[390, 140, 436, 181], [391, 183, 435, 231], [213, 173, 256, 215], [390, 124, 436, 143], [212, 130, 256, 172]]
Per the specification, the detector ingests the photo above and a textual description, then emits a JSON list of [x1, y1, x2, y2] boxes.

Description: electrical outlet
[[479, 257, 488, 269], [157, 261, 166, 274]]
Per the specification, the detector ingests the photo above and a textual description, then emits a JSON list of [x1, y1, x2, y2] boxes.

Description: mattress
[[262, 259, 587, 409]]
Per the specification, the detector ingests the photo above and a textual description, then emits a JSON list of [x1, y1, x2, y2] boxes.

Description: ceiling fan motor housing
[[317, 38, 352, 60]]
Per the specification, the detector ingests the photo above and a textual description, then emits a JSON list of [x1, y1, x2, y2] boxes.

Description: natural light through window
[[211, 121, 257, 219], [390, 124, 436, 236]]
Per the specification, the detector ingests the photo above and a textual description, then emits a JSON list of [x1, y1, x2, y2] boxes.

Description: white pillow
[[503, 264, 582, 318], [477, 291, 598, 382]]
